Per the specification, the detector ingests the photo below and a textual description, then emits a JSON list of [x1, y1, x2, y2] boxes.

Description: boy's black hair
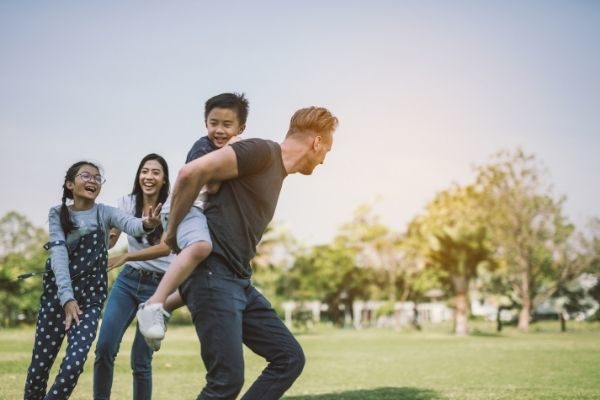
[[204, 92, 249, 125]]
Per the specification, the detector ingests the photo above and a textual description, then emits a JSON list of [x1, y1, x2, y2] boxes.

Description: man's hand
[[165, 230, 181, 254], [64, 300, 82, 331]]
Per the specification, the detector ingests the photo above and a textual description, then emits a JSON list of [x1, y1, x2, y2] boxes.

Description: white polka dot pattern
[[24, 223, 108, 400]]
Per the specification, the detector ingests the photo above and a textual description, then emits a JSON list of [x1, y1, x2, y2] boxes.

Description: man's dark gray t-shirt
[[204, 138, 287, 278]]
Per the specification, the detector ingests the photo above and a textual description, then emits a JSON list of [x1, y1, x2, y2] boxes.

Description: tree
[[285, 242, 370, 326], [251, 223, 299, 314], [334, 203, 438, 329], [0, 211, 48, 327], [475, 149, 579, 332], [407, 185, 494, 335], [575, 218, 600, 321], [337, 204, 404, 304]]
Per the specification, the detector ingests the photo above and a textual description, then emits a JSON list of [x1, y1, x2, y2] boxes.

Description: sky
[[1, 1, 599, 246]]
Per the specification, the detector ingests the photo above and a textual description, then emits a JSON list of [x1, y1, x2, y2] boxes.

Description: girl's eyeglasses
[[77, 172, 106, 185]]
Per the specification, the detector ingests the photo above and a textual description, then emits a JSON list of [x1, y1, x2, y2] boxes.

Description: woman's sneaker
[[137, 302, 170, 339]]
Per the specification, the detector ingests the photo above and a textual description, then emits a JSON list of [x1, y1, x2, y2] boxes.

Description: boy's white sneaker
[[137, 302, 170, 339], [144, 314, 169, 352], [144, 336, 163, 352]]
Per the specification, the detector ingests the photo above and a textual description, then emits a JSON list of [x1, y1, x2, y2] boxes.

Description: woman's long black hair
[[60, 161, 102, 235], [132, 153, 170, 245]]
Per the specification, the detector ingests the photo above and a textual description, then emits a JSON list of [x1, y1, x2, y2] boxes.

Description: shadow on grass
[[285, 386, 443, 400], [470, 329, 504, 338]]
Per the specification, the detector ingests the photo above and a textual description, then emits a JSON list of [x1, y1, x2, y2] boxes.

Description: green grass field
[[2, 321, 599, 399]]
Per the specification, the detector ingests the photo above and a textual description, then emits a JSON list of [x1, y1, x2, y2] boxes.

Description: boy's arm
[[166, 145, 239, 252]]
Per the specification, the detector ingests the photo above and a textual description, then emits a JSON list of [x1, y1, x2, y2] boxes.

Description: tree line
[[1, 149, 599, 333], [250, 149, 600, 334]]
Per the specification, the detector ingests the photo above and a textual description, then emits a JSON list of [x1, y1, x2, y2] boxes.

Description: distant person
[[93, 153, 173, 400], [24, 161, 161, 400], [136, 93, 247, 347], [155, 106, 338, 399]]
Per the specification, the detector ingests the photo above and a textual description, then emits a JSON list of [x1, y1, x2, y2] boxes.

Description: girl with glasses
[[24, 161, 162, 400]]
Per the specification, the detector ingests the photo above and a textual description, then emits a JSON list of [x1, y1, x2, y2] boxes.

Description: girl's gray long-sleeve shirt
[[48, 203, 148, 306]]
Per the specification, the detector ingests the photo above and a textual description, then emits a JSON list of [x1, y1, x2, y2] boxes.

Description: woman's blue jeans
[[93, 265, 163, 400]]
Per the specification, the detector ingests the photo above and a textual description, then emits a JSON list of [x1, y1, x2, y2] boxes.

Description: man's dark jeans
[[181, 254, 305, 400]]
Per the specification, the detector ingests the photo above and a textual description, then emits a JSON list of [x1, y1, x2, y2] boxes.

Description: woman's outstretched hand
[[142, 203, 163, 231]]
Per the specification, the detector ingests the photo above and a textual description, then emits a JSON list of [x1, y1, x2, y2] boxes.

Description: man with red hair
[[165, 106, 338, 400]]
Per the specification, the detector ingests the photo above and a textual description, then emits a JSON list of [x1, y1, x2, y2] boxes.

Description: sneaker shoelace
[[150, 306, 168, 327]]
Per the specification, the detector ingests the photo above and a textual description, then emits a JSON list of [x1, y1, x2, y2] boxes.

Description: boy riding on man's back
[[136, 93, 248, 345]]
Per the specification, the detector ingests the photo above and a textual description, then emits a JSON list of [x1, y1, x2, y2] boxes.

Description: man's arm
[[165, 145, 239, 251]]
